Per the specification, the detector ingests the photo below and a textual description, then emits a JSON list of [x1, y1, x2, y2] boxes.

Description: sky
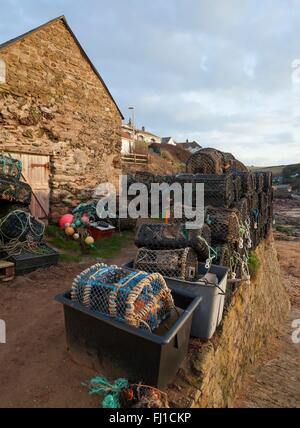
[[1, 0, 300, 166]]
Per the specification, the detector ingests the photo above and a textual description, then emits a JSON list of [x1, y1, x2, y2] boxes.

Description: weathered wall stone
[[0, 18, 122, 217], [167, 234, 290, 408]]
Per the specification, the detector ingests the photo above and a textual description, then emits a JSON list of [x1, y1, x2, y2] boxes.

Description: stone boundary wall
[[167, 234, 290, 408]]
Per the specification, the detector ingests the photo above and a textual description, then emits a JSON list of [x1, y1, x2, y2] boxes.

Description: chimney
[[142, 126, 145, 132], [186, 139, 189, 143]]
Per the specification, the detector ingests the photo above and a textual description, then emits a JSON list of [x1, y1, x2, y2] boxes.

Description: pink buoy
[[59, 214, 74, 229], [81, 214, 90, 225]]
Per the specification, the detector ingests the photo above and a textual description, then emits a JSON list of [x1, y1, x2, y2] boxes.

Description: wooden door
[[6, 152, 50, 222]]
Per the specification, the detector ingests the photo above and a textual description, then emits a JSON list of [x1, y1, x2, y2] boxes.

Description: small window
[[0, 59, 6, 84], [138, 135, 144, 141]]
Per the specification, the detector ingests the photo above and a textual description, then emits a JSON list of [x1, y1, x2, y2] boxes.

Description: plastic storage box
[[55, 289, 201, 388], [124, 261, 228, 340]]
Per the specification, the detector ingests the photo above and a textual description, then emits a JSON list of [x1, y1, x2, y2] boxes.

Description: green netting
[[0, 155, 22, 180]]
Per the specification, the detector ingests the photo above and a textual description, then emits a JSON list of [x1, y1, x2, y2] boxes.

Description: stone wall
[[167, 234, 290, 408], [0, 18, 122, 218]]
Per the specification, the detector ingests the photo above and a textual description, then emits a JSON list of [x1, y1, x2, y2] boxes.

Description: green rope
[[82, 376, 129, 408]]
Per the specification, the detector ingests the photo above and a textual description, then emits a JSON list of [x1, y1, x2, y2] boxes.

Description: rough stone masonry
[[0, 17, 123, 219]]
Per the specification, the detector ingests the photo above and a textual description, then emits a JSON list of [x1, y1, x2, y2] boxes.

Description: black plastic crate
[[55, 289, 201, 388], [3, 244, 59, 275]]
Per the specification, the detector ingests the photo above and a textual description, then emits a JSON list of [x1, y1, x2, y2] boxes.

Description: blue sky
[[1, 0, 300, 165]]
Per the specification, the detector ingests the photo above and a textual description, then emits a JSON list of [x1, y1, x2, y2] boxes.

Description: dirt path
[[235, 240, 300, 408], [1, 236, 299, 408], [0, 243, 136, 408]]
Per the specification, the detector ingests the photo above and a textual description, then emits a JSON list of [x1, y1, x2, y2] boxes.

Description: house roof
[[0, 15, 124, 119], [177, 141, 202, 149], [161, 137, 173, 144]]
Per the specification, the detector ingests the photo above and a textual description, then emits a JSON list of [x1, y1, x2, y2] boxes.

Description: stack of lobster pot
[[0, 154, 32, 216], [130, 148, 273, 281], [134, 222, 211, 281], [0, 154, 58, 273]]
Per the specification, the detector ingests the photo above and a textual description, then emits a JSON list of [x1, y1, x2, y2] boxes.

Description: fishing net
[[255, 173, 264, 193], [71, 263, 174, 332], [258, 192, 268, 222], [233, 175, 242, 202], [227, 159, 249, 173], [234, 172, 256, 196], [0, 202, 30, 218], [186, 173, 235, 208], [0, 155, 22, 181], [0, 177, 32, 205], [235, 197, 248, 222], [206, 206, 241, 243], [186, 149, 224, 175], [135, 222, 211, 259], [214, 243, 231, 267], [266, 187, 274, 207], [0, 210, 45, 243], [134, 247, 199, 281], [263, 172, 273, 192]]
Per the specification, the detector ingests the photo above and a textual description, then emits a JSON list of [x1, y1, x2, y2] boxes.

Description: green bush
[[248, 252, 261, 278]]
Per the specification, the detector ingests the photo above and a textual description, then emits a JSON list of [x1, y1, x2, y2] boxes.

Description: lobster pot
[[0, 177, 32, 205], [235, 197, 249, 223], [235, 172, 256, 196], [135, 222, 211, 260], [221, 152, 235, 165], [169, 173, 235, 209], [267, 187, 274, 207], [206, 207, 241, 244], [134, 247, 199, 281], [215, 244, 231, 268], [248, 192, 259, 211], [267, 204, 273, 223], [228, 159, 249, 173], [255, 173, 264, 193], [258, 192, 268, 222], [186, 149, 224, 175], [71, 264, 174, 332], [0, 202, 29, 218], [194, 173, 235, 208], [0, 210, 45, 243], [263, 172, 273, 192], [233, 175, 242, 202], [0, 155, 22, 181]]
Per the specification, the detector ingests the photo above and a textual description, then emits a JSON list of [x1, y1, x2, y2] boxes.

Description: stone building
[[0, 16, 123, 221]]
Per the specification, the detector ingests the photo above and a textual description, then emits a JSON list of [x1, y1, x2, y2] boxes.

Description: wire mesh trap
[[263, 172, 273, 192], [186, 148, 225, 175], [135, 222, 211, 259], [233, 175, 242, 202], [134, 247, 199, 281], [235, 197, 249, 222], [0, 210, 45, 243], [71, 264, 174, 332], [255, 172, 264, 193], [0, 155, 22, 181], [234, 172, 256, 196], [206, 206, 241, 244], [0, 177, 32, 205], [169, 172, 235, 208]]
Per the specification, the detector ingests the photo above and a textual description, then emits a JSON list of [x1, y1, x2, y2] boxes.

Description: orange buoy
[[65, 227, 75, 237]]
